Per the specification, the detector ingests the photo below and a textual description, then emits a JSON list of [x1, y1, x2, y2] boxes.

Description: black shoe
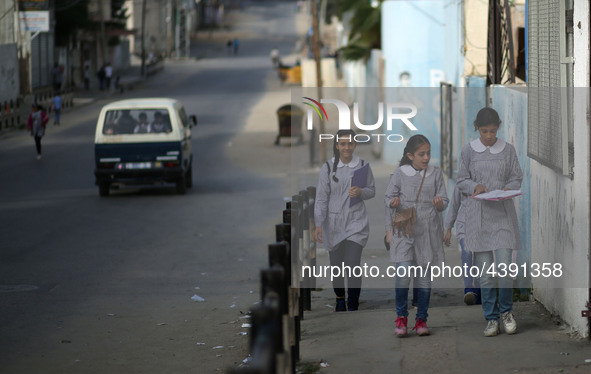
[[464, 292, 477, 305], [335, 298, 346, 312]]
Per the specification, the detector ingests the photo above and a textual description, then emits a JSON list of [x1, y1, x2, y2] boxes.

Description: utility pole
[[141, 0, 146, 76], [311, 0, 325, 162], [98, 0, 108, 66]]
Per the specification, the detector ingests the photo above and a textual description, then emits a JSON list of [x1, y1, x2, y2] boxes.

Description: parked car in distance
[[94, 98, 197, 196]]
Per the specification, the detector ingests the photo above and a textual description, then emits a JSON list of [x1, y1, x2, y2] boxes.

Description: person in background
[[51, 91, 63, 126], [105, 62, 113, 90], [26, 103, 49, 160], [117, 110, 136, 134], [84, 65, 91, 90], [270, 47, 280, 68], [134, 112, 151, 134], [151, 111, 172, 134], [444, 185, 481, 305], [98, 65, 106, 91], [51, 63, 63, 91], [233, 38, 240, 55]]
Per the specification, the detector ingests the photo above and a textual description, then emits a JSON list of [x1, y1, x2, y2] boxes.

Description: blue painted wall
[[490, 86, 530, 286], [381, 1, 446, 166]]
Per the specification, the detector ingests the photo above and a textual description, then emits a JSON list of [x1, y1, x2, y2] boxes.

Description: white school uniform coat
[[444, 185, 467, 242], [456, 138, 523, 253], [314, 156, 376, 251], [385, 165, 448, 266]]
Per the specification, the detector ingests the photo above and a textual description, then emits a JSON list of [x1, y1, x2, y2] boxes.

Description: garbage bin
[[275, 104, 304, 145]]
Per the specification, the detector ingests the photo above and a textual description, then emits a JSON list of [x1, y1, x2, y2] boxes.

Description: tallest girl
[[456, 107, 523, 337]]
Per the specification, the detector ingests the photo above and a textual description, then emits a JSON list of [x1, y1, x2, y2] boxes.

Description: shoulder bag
[[392, 167, 427, 238]]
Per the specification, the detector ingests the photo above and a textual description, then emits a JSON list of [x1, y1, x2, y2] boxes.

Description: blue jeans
[[395, 261, 431, 321], [329, 240, 363, 309], [54, 109, 61, 124], [473, 248, 513, 321], [460, 238, 481, 302]]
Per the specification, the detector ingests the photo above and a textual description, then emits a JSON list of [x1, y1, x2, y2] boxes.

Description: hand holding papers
[[472, 189, 522, 201], [349, 163, 369, 207]]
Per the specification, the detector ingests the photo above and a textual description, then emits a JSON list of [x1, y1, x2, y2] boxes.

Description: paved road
[[0, 2, 302, 373]]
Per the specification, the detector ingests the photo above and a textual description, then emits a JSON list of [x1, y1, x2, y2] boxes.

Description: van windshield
[[103, 108, 173, 135]]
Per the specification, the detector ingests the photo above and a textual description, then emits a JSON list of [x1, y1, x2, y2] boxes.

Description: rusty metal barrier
[[231, 188, 317, 374]]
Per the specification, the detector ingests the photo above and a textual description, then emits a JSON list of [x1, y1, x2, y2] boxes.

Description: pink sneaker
[[395, 316, 408, 337], [412, 318, 430, 336]]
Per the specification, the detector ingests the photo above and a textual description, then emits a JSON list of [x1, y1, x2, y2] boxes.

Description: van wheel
[[99, 182, 110, 197], [176, 174, 187, 194], [185, 167, 193, 189]]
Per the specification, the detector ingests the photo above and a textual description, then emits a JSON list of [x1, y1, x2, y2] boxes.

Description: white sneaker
[[484, 319, 500, 337], [501, 311, 517, 334]]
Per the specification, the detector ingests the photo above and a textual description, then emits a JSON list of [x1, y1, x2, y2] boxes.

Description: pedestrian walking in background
[[26, 103, 49, 160], [456, 107, 523, 337], [314, 129, 376, 312], [233, 38, 240, 54], [51, 91, 63, 126], [226, 40, 233, 55], [444, 185, 481, 305], [270, 47, 280, 67], [84, 65, 91, 90], [98, 65, 106, 91], [105, 62, 113, 90], [51, 63, 63, 91], [385, 134, 448, 337]]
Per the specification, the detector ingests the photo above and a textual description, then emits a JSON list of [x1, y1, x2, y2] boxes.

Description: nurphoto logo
[[302, 97, 419, 143]]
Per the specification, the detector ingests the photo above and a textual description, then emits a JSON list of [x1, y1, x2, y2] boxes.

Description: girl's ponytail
[[331, 129, 356, 182]]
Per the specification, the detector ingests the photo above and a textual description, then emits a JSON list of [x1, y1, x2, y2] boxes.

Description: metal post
[[311, 0, 326, 163], [141, 0, 147, 76]]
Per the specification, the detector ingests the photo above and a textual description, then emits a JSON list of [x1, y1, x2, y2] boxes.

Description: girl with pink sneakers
[[385, 135, 448, 336]]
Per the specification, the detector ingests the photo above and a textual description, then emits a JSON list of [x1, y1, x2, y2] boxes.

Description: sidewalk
[[70, 63, 145, 106], [12, 4, 588, 373], [221, 8, 591, 374]]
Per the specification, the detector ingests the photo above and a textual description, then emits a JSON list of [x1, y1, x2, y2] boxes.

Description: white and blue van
[[94, 98, 197, 196]]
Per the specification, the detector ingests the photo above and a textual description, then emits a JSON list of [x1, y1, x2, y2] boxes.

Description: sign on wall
[[19, 11, 49, 32], [18, 0, 49, 11]]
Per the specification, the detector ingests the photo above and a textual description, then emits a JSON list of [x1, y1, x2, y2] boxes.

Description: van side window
[[178, 107, 189, 129]]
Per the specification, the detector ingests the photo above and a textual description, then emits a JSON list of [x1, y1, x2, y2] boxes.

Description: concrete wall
[[381, 1, 446, 166], [0, 2, 17, 45], [529, 0, 590, 337], [443, 0, 462, 86], [129, 0, 170, 56], [0, 44, 19, 103], [462, 0, 488, 77], [489, 86, 531, 288]]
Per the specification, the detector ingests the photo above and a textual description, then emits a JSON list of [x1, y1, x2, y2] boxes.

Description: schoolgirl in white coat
[[314, 129, 375, 311]]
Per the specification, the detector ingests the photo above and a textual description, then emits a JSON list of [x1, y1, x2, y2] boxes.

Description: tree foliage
[[54, 0, 89, 45], [336, 0, 382, 61], [54, 0, 129, 46]]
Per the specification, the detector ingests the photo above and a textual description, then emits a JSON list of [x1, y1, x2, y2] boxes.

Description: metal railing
[[0, 87, 74, 132], [231, 187, 317, 374]]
